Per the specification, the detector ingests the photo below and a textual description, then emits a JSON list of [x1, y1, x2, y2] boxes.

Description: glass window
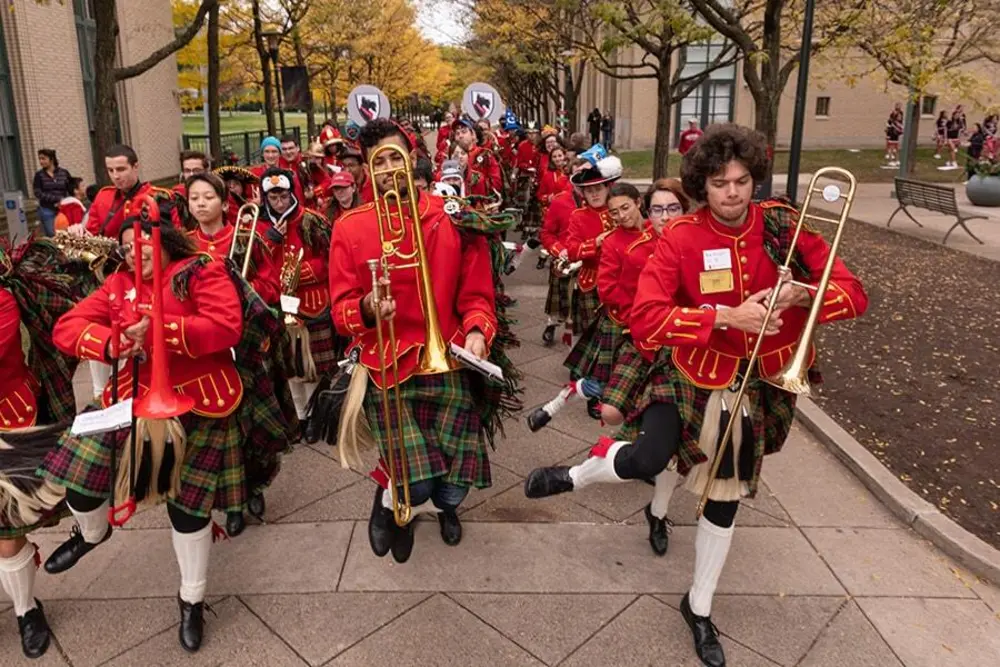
[[0, 15, 24, 191], [921, 96, 937, 116], [675, 42, 735, 141], [815, 96, 831, 117]]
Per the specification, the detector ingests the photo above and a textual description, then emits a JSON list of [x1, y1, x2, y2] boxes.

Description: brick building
[[574, 45, 998, 151], [0, 0, 182, 202]]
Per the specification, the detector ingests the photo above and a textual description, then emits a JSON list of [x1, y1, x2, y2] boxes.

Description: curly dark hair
[[358, 118, 413, 157], [680, 124, 769, 203]]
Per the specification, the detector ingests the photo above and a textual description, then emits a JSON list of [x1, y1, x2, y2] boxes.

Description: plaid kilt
[[0, 506, 68, 540], [362, 369, 490, 489], [602, 337, 650, 413], [570, 287, 600, 335], [38, 406, 245, 518], [622, 353, 801, 498], [563, 312, 624, 383], [544, 271, 571, 320], [303, 309, 338, 376]]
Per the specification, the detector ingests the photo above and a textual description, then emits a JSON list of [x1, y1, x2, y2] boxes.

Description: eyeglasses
[[649, 204, 685, 217]]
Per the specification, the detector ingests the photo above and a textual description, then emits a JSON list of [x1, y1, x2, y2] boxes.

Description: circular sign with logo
[[347, 85, 391, 126], [462, 83, 504, 124]]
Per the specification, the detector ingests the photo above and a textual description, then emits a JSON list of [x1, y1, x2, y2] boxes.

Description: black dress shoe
[[438, 509, 462, 545], [17, 600, 51, 659], [177, 595, 205, 653], [226, 511, 246, 537], [644, 503, 672, 556], [247, 492, 266, 520], [586, 397, 602, 420], [680, 593, 726, 667], [541, 324, 556, 345], [368, 487, 396, 557], [303, 415, 320, 444], [524, 466, 574, 498], [391, 522, 415, 563], [44, 524, 112, 574]]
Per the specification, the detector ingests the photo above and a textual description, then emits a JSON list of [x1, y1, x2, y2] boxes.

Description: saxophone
[[51, 231, 124, 280]]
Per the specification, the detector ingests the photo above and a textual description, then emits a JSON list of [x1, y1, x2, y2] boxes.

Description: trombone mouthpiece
[[366, 259, 379, 271]]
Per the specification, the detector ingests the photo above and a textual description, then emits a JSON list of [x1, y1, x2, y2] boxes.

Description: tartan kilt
[[570, 287, 600, 335], [38, 405, 245, 518], [0, 506, 68, 540], [623, 353, 800, 498], [362, 369, 490, 489], [564, 312, 624, 383], [544, 271, 571, 320], [303, 309, 338, 376], [0, 430, 69, 539], [602, 337, 650, 414]]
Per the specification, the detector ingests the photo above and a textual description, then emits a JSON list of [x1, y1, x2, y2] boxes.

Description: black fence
[[182, 127, 303, 166]]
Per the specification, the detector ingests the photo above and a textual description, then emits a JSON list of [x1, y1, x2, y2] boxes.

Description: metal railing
[[182, 127, 303, 166]]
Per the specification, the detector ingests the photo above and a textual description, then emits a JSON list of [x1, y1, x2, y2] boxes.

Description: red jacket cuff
[[335, 296, 370, 336], [463, 310, 497, 347], [644, 306, 715, 348], [815, 281, 858, 324], [577, 239, 598, 259], [75, 323, 112, 361], [162, 315, 195, 357]]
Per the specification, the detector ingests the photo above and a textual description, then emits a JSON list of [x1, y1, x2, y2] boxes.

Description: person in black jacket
[[587, 108, 602, 145], [32, 149, 72, 237]]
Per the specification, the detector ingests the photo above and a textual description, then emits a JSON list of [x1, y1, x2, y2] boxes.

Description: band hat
[[329, 171, 355, 188], [441, 160, 463, 180], [260, 136, 281, 151], [570, 154, 623, 186], [338, 140, 364, 159], [319, 124, 343, 147], [306, 141, 325, 158], [261, 168, 293, 193], [452, 116, 477, 132], [213, 165, 259, 184]]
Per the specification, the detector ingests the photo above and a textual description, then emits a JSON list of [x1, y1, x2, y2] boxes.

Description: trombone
[[366, 143, 458, 527], [696, 167, 857, 517], [228, 202, 259, 278]]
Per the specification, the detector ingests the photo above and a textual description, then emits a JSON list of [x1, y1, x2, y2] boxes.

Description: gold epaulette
[[666, 213, 700, 230]]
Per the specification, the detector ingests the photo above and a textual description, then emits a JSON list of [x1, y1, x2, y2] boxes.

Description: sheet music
[[71, 399, 133, 436], [280, 294, 301, 315], [449, 343, 504, 382]]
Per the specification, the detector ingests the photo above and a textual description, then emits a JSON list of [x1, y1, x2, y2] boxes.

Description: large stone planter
[[965, 175, 1000, 207]]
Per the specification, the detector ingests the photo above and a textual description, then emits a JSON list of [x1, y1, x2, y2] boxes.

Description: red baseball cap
[[329, 171, 355, 188]]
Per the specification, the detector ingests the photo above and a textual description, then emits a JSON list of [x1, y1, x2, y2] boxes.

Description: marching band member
[[524, 125, 867, 667], [536, 144, 571, 211], [304, 141, 333, 210], [173, 151, 210, 231], [185, 172, 280, 305], [338, 140, 375, 204], [40, 217, 249, 653], [435, 110, 455, 167], [214, 165, 261, 225], [452, 116, 503, 197], [319, 123, 344, 171], [330, 119, 497, 564], [259, 168, 337, 427], [538, 159, 584, 344], [564, 148, 622, 346], [70, 144, 176, 239], [253, 136, 306, 205], [325, 170, 360, 224]]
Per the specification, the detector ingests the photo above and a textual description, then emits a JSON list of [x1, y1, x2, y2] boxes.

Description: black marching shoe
[[247, 491, 266, 520], [524, 466, 574, 498], [226, 511, 246, 537], [303, 415, 321, 444], [680, 593, 726, 667], [438, 509, 462, 546], [541, 324, 556, 345], [368, 487, 396, 557], [391, 522, 415, 563], [17, 600, 51, 659], [644, 503, 672, 556], [44, 524, 112, 574], [177, 595, 206, 653]]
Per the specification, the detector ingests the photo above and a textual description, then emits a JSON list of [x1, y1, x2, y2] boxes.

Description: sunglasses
[[649, 204, 685, 217]]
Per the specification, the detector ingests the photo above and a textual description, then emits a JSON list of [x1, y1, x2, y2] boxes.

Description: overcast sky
[[415, 0, 469, 46]]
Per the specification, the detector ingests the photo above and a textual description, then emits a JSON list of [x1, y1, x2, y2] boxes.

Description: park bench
[[887, 177, 988, 245]]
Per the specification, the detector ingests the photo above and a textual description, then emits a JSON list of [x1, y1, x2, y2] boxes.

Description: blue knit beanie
[[260, 136, 281, 151]]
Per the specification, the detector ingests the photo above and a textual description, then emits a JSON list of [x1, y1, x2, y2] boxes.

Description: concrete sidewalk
[[6, 270, 998, 666]]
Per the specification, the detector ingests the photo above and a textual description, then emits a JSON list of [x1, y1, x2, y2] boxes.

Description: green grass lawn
[[182, 112, 312, 136], [619, 147, 970, 184]]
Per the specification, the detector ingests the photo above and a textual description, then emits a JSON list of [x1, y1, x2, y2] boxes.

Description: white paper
[[280, 294, 301, 315], [703, 248, 732, 271], [449, 343, 504, 382], [71, 399, 133, 436]]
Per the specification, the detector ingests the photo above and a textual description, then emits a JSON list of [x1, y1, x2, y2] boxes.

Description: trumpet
[[367, 143, 458, 527], [51, 230, 122, 279], [696, 168, 857, 517], [228, 203, 259, 278]]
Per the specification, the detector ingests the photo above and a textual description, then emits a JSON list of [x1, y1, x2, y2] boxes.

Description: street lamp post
[[785, 0, 816, 204], [262, 30, 286, 135]]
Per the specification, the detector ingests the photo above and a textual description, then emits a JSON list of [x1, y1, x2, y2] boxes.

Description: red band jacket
[[465, 145, 503, 197], [261, 203, 332, 318], [514, 140, 540, 172], [187, 225, 281, 306], [536, 167, 570, 206], [0, 288, 39, 429], [566, 205, 614, 292], [540, 189, 578, 257], [53, 258, 245, 418], [630, 202, 868, 390], [598, 224, 655, 327], [329, 193, 498, 389], [85, 182, 176, 238]]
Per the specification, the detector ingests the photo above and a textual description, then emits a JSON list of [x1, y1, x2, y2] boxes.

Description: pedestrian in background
[[32, 149, 72, 237]]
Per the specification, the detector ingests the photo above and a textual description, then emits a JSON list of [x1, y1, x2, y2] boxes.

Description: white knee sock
[[70, 500, 109, 544], [568, 440, 628, 489], [0, 542, 37, 616], [650, 469, 679, 519], [689, 515, 735, 617], [172, 524, 212, 604]]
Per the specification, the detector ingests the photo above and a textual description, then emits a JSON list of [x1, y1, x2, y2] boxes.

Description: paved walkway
[[5, 259, 999, 666]]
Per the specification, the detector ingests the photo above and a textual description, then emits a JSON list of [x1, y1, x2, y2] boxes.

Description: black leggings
[[611, 403, 740, 529], [66, 490, 211, 534]]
